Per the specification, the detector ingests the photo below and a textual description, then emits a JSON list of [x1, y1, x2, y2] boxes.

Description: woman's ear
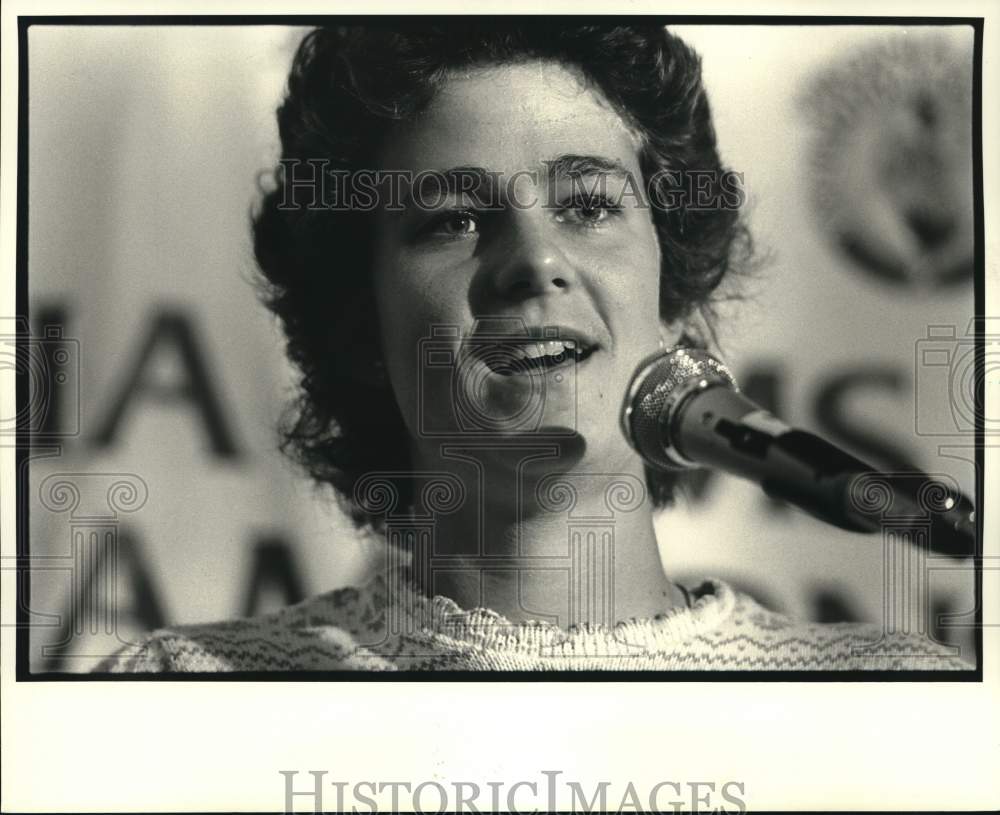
[[661, 307, 716, 352], [658, 318, 686, 352]]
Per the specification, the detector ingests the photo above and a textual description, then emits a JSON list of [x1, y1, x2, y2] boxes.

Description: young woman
[[97, 22, 969, 671]]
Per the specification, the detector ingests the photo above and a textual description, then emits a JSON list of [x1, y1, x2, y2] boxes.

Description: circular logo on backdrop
[[800, 32, 973, 290]]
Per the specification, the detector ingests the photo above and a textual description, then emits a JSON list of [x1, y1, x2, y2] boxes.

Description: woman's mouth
[[473, 340, 596, 376]]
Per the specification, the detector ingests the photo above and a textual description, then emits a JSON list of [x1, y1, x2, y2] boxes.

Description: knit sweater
[[93, 568, 972, 672]]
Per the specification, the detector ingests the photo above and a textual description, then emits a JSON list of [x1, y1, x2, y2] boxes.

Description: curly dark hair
[[252, 22, 753, 530]]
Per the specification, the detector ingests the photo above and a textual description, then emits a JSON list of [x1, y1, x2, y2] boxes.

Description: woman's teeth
[[514, 340, 578, 361], [479, 340, 591, 375]]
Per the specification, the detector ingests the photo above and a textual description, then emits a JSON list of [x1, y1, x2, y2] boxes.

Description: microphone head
[[621, 346, 739, 471]]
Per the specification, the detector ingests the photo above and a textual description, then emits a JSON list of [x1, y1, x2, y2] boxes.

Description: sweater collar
[[372, 565, 738, 655]]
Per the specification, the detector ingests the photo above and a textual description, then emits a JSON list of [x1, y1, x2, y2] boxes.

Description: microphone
[[621, 347, 976, 559]]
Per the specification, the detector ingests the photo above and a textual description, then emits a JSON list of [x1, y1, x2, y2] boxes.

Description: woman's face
[[371, 60, 678, 469]]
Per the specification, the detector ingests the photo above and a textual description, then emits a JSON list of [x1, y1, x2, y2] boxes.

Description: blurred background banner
[[20, 24, 977, 672]]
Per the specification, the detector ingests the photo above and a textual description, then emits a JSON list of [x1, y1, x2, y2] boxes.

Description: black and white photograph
[[2, 1, 998, 812]]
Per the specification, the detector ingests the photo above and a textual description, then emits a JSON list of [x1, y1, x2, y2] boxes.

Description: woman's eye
[[425, 211, 479, 237], [577, 205, 609, 223], [557, 197, 623, 227]]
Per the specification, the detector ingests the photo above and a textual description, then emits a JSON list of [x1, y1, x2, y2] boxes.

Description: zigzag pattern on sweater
[[93, 569, 973, 672]]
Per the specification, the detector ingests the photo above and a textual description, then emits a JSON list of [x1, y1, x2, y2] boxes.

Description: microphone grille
[[621, 347, 738, 470]]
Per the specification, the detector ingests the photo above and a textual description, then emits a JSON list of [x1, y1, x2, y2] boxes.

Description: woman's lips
[[470, 341, 596, 376], [449, 340, 592, 431]]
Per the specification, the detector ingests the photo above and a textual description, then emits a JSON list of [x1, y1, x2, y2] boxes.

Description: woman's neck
[[404, 443, 688, 628]]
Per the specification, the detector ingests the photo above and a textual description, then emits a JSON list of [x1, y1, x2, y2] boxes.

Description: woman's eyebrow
[[545, 154, 631, 181]]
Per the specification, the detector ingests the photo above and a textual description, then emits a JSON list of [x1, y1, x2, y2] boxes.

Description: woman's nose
[[488, 215, 575, 300]]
